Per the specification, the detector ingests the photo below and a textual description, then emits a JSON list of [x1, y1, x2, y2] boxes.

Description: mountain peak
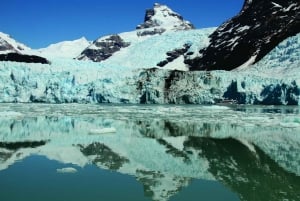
[[0, 32, 30, 54], [136, 3, 195, 33]]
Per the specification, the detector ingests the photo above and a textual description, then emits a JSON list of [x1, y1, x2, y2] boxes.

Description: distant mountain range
[[0, 1, 299, 105]]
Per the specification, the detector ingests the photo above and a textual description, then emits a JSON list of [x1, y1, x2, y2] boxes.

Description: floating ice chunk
[[89, 127, 116, 134], [202, 105, 231, 110], [0, 111, 23, 118], [56, 167, 78, 174], [279, 122, 300, 128]]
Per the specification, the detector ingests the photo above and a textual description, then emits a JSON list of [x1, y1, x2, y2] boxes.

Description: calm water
[[0, 104, 299, 201]]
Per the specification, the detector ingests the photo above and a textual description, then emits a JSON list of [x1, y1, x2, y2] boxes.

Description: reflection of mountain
[[0, 140, 48, 171], [136, 170, 191, 201], [0, 105, 300, 201], [0, 141, 47, 150], [79, 143, 129, 170], [185, 137, 300, 201]]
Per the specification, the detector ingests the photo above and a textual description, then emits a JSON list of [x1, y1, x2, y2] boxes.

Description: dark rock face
[[157, 44, 191, 67], [136, 3, 195, 36], [137, 28, 166, 37], [0, 53, 50, 64], [0, 39, 15, 52], [137, 8, 160, 29], [77, 35, 130, 62], [185, 0, 300, 71]]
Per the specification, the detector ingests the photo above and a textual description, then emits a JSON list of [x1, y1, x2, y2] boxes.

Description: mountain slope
[[185, 0, 300, 71], [0, 32, 49, 64], [77, 3, 195, 63], [38, 37, 90, 59], [0, 32, 30, 54]]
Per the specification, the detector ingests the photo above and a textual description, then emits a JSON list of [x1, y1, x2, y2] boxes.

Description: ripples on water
[[0, 104, 299, 201]]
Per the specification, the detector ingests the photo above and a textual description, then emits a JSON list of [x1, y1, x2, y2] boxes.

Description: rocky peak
[[136, 3, 195, 36], [0, 32, 30, 54], [0, 32, 49, 64], [77, 3, 195, 62], [185, 0, 300, 71], [77, 35, 130, 62], [0, 38, 15, 52]]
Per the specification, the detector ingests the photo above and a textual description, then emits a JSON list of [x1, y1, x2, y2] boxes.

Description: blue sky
[[0, 0, 244, 48]]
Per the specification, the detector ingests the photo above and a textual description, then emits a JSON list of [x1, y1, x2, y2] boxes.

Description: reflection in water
[[79, 143, 129, 170], [185, 137, 300, 201], [0, 104, 300, 201], [0, 141, 47, 150]]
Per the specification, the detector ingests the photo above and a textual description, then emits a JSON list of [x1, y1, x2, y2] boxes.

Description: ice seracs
[[0, 30, 299, 105]]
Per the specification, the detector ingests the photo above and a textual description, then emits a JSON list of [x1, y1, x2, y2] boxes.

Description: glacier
[[0, 29, 300, 105]]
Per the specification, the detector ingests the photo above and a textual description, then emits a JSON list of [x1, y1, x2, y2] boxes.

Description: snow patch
[[38, 37, 90, 59], [271, 2, 283, 8], [234, 55, 257, 71], [89, 127, 117, 134]]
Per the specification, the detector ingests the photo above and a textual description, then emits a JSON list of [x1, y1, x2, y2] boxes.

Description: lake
[[0, 103, 299, 201]]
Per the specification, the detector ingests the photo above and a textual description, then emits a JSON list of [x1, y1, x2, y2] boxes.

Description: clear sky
[[0, 0, 244, 48]]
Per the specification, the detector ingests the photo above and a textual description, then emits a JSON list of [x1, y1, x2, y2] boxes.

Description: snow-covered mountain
[[77, 3, 195, 63], [38, 37, 90, 59], [0, 32, 50, 64], [136, 3, 195, 35], [1, 31, 299, 105], [0, 32, 30, 54], [0, 1, 299, 105], [185, 0, 300, 70]]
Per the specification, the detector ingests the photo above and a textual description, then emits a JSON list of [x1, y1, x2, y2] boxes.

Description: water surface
[[0, 104, 299, 201]]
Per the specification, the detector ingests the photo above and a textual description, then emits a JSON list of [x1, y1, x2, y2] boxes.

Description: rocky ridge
[[184, 0, 300, 70], [0, 32, 49, 64]]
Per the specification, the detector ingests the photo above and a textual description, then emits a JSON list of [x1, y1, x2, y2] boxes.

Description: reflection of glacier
[[0, 104, 300, 201]]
